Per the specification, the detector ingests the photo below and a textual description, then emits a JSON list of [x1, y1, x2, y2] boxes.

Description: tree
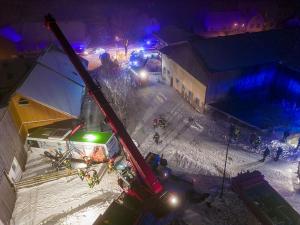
[[94, 54, 134, 127]]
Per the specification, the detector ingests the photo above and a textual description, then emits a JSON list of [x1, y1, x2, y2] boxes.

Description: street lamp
[[220, 124, 240, 198]]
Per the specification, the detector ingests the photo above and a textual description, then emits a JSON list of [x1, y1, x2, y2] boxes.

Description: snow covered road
[[12, 82, 300, 225]]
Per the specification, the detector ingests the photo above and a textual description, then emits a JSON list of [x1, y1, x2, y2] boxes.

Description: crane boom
[[44, 14, 163, 195]]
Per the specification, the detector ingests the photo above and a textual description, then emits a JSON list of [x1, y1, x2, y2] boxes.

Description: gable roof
[[0, 45, 87, 117], [0, 57, 35, 108], [160, 28, 300, 84], [190, 28, 299, 72], [154, 26, 195, 45], [160, 42, 209, 85]]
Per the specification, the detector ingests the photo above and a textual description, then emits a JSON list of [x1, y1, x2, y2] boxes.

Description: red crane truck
[[44, 14, 198, 225]]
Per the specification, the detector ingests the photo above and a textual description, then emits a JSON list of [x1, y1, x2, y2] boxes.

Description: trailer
[[26, 127, 120, 163], [232, 170, 300, 225]]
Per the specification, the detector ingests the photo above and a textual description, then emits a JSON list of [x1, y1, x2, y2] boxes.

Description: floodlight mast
[[44, 14, 163, 195]]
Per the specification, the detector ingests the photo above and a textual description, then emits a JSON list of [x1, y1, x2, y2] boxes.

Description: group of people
[[153, 116, 167, 129], [152, 115, 168, 144], [261, 147, 283, 162]]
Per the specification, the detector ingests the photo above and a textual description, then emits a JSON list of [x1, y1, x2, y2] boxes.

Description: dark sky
[[0, 0, 299, 26]]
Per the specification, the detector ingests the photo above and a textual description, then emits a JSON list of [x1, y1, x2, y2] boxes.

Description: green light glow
[[83, 134, 97, 142]]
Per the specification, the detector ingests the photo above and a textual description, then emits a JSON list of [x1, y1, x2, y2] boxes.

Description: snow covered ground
[[12, 81, 300, 225]]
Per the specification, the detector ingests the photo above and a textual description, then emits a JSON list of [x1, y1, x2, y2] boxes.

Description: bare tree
[[94, 53, 134, 128]]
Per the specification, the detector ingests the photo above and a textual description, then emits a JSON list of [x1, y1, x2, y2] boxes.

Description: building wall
[[8, 93, 74, 141], [0, 107, 26, 225], [162, 55, 207, 111]]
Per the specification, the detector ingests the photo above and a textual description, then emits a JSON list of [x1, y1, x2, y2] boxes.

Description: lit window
[[18, 98, 29, 105]]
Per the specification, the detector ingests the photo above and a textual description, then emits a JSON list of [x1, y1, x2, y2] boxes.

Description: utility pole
[[220, 124, 240, 198], [220, 137, 230, 199]]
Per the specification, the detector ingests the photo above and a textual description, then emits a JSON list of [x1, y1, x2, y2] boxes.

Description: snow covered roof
[[154, 26, 195, 45], [190, 28, 299, 72], [0, 45, 87, 117], [0, 57, 35, 108], [160, 42, 210, 85], [161, 28, 300, 81]]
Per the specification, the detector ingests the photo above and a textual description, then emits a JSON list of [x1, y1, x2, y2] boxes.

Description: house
[[197, 11, 266, 37], [0, 45, 87, 225], [153, 26, 195, 48], [160, 28, 300, 114]]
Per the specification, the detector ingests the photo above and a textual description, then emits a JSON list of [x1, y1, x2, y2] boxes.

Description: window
[[195, 97, 200, 106], [181, 84, 185, 94], [163, 67, 166, 74], [188, 91, 193, 101], [176, 78, 179, 84], [18, 98, 29, 105], [167, 70, 170, 75]]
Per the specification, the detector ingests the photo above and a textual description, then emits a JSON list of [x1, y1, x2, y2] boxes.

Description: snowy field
[[11, 82, 300, 225]]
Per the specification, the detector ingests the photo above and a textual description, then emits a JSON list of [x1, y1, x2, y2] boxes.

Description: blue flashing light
[[0, 26, 22, 43]]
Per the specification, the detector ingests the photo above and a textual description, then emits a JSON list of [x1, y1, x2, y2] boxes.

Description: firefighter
[[78, 169, 85, 181], [153, 118, 158, 129], [253, 136, 261, 149], [158, 116, 167, 128], [92, 170, 100, 185], [108, 159, 114, 173], [282, 130, 290, 143], [86, 174, 94, 188], [153, 132, 160, 144], [296, 137, 300, 151], [230, 124, 240, 141], [274, 147, 283, 161], [297, 161, 300, 179], [261, 147, 270, 162]]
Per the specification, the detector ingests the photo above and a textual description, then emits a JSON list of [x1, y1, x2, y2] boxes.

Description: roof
[[161, 28, 300, 82], [190, 28, 299, 72], [28, 127, 72, 140], [0, 57, 35, 108], [0, 45, 87, 116], [160, 43, 209, 85], [154, 26, 195, 45], [69, 131, 112, 144]]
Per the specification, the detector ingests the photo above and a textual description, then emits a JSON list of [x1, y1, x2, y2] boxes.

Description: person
[[297, 161, 300, 179], [153, 118, 158, 129], [261, 147, 270, 162], [230, 124, 240, 141], [296, 137, 300, 151], [153, 132, 160, 144], [108, 159, 114, 172], [253, 136, 261, 149], [282, 130, 290, 143], [274, 147, 283, 161], [158, 116, 166, 128]]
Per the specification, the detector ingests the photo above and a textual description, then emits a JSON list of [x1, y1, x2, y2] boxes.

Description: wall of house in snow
[[9, 93, 73, 141], [206, 65, 277, 103], [161, 54, 207, 112], [0, 107, 26, 225]]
